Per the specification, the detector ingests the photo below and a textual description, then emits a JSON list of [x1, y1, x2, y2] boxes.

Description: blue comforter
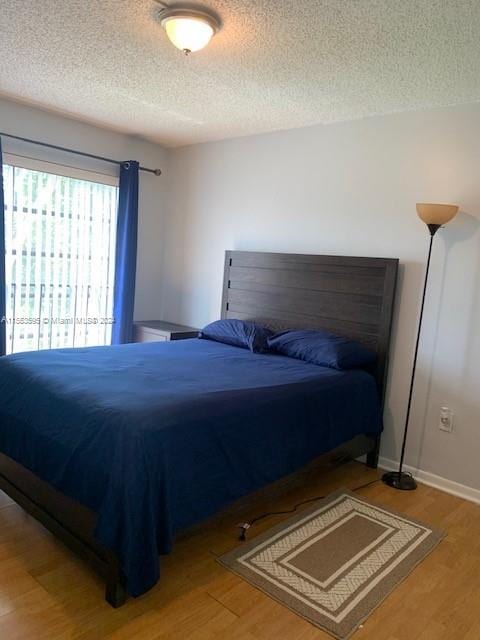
[[0, 339, 381, 596]]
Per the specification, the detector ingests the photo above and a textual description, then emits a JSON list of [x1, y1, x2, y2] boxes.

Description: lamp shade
[[163, 16, 214, 52], [160, 8, 220, 54], [416, 203, 459, 225]]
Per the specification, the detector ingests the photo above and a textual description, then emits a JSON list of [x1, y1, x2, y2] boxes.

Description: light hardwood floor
[[0, 460, 479, 640]]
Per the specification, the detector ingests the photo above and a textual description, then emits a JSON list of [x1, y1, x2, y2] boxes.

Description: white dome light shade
[[160, 9, 220, 54], [163, 17, 213, 52]]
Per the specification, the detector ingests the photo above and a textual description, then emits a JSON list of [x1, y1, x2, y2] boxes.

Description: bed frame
[[0, 250, 398, 608]]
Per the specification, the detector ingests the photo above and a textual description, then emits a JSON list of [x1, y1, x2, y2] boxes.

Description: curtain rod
[[0, 132, 162, 176]]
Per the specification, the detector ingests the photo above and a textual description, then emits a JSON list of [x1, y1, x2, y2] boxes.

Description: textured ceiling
[[1, 1, 480, 147]]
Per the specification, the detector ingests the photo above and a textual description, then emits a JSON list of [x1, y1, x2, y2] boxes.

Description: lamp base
[[382, 471, 417, 491]]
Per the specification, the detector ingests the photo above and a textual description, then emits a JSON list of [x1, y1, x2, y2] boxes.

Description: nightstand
[[133, 320, 199, 343]]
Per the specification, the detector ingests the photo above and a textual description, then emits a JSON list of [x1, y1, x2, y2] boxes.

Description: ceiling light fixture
[[156, 4, 220, 55]]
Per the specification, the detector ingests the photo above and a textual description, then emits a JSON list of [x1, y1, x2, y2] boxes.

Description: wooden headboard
[[221, 250, 398, 400]]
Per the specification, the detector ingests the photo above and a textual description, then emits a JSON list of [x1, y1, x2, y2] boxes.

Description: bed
[[0, 250, 398, 606]]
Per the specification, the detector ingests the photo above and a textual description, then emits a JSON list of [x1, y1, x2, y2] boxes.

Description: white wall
[[0, 97, 167, 320], [163, 103, 480, 492]]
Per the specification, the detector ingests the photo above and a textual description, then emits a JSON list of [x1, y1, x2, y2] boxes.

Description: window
[[2, 154, 118, 354]]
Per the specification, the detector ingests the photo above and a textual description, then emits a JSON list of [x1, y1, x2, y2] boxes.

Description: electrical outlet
[[439, 407, 454, 432]]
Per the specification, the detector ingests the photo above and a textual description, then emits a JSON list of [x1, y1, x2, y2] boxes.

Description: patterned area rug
[[219, 489, 444, 639]]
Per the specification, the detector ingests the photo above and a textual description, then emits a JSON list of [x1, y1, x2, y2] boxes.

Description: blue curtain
[[0, 138, 6, 356], [111, 161, 139, 344]]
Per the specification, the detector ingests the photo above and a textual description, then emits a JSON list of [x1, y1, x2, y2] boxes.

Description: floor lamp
[[382, 202, 459, 491]]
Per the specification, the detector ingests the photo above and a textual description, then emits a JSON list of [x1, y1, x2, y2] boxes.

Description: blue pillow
[[267, 329, 376, 370], [199, 319, 273, 353]]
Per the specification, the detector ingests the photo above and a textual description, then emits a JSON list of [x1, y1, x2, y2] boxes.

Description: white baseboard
[[378, 456, 480, 506]]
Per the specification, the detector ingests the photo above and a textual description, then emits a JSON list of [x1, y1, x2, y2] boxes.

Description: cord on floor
[[237, 477, 380, 541]]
